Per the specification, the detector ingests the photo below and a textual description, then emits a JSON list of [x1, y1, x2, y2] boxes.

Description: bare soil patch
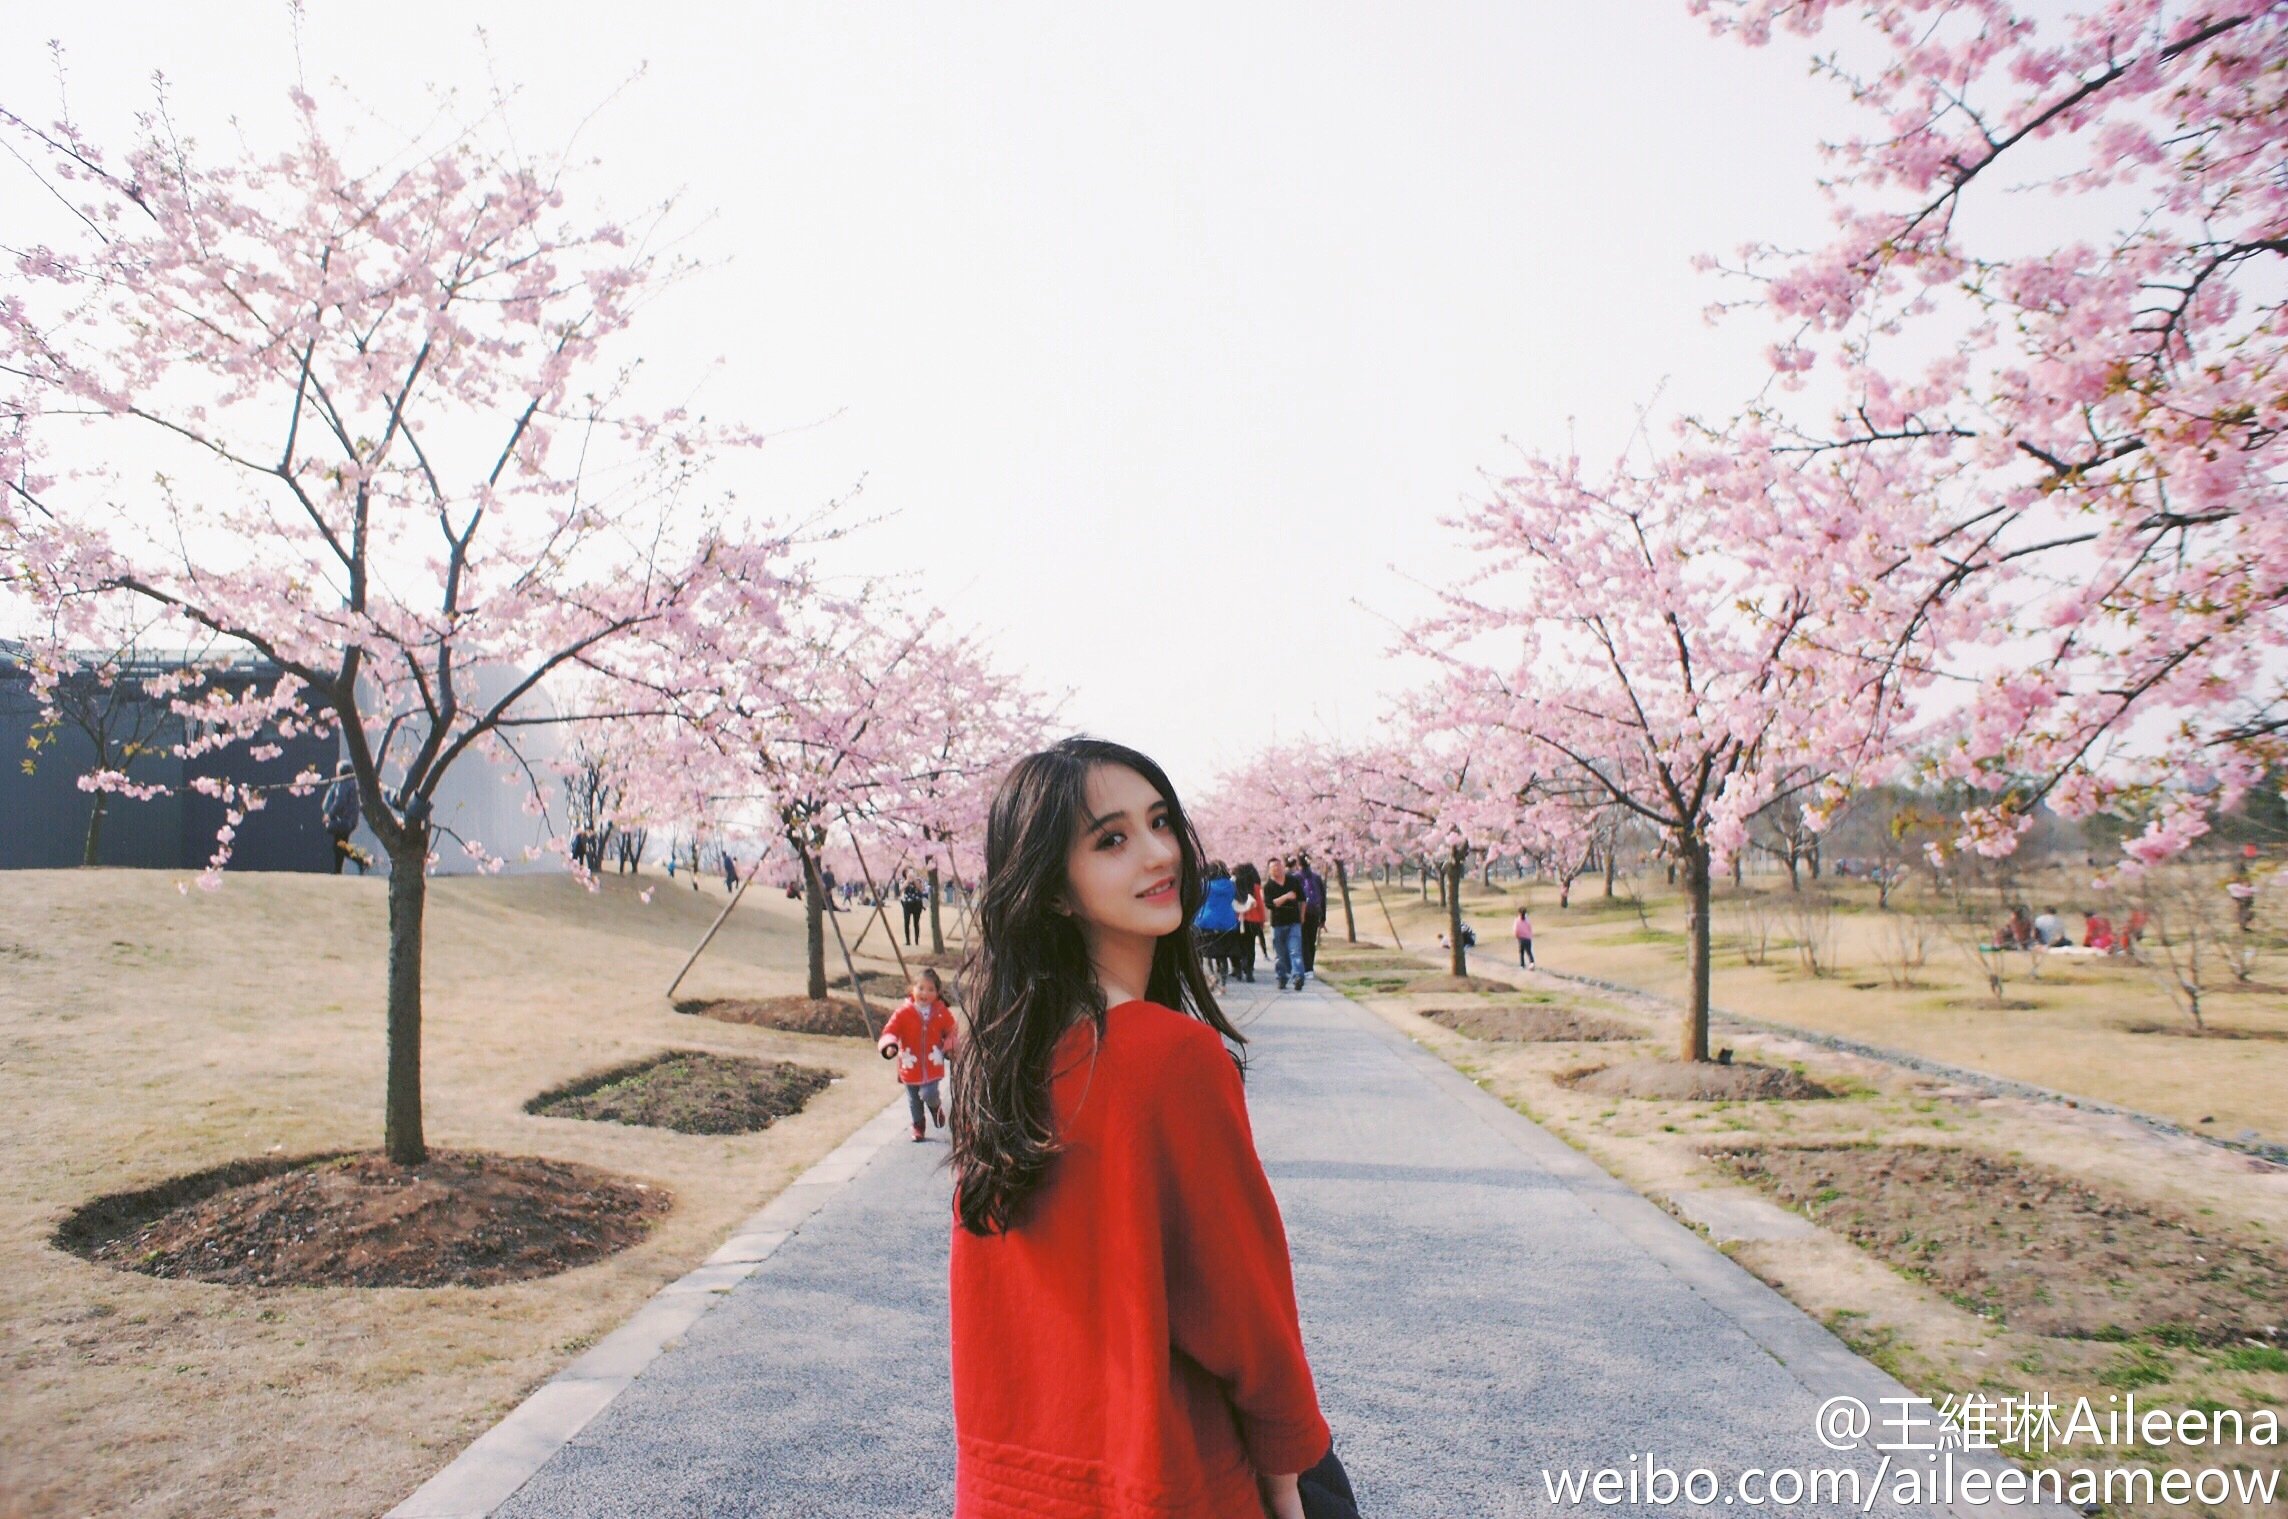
[[1561, 1057, 1836, 1101], [1421, 1003, 1640, 1043], [679, 994, 876, 1037], [526, 1051, 837, 1135], [1408, 972, 1516, 994], [57, 1150, 670, 1289], [1707, 1143, 2288, 1345], [827, 967, 905, 993], [2123, 1020, 2288, 1042]]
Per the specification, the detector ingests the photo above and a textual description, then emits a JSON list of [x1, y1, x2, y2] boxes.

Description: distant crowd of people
[[1192, 853, 1326, 991]]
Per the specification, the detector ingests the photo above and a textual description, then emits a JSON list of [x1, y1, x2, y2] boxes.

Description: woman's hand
[[1258, 1470, 1304, 1519]]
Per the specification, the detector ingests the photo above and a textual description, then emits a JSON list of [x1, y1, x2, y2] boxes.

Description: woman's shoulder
[[1109, 1002, 1235, 1079]]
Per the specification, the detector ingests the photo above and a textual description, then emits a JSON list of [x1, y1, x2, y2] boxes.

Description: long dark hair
[[950, 736, 1240, 1235]]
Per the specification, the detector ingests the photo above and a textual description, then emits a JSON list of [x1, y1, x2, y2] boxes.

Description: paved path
[[404, 977, 2024, 1517]]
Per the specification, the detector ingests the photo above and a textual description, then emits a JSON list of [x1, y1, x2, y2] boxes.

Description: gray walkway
[[407, 978, 2022, 1517]]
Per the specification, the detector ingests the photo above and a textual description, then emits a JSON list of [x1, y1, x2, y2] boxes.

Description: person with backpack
[[1293, 854, 1327, 975], [320, 762, 363, 875], [902, 874, 929, 946]]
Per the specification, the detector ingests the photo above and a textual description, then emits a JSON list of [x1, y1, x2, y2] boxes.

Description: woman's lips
[[1138, 879, 1176, 900]]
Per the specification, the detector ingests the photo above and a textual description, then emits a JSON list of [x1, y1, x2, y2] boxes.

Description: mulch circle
[[677, 995, 877, 1037], [1559, 1056, 1836, 1101], [1707, 1143, 2288, 1343], [55, 1150, 671, 1288], [1422, 1004, 1640, 1042], [527, 1050, 836, 1135]]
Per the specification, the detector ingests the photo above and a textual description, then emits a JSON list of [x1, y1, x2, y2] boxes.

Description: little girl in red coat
[[947, 738, 1353, 1519], [879, 969, 957, 1142]]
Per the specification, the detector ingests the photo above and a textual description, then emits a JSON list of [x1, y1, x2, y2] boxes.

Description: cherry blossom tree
[[641, 599, 1035, 1002], [1694, 0, 2288, 865], [2, 84, 792, 1163], [871, 630, 1057, 955], [1196, 741, 1404, 947], [1423, 443, 1932, 1059]]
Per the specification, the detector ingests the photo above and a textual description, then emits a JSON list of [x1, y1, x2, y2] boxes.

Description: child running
[[879, 969, 958, 1142]]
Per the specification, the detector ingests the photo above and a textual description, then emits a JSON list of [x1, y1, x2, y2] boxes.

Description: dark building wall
[[0, 692, 184, 868], [1, 663, 334, 872], [181, 729, 337, 872]]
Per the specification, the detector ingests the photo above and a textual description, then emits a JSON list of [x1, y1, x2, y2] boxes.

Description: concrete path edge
[[383, 1094, 912, 1519]]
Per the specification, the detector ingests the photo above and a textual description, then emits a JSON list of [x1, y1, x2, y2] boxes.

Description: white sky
[[3, 2, 1864, 797]]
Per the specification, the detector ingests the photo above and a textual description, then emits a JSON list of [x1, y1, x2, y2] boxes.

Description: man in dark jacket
[[1293, 854, 1327, 974], [321, 762, 362, 874]]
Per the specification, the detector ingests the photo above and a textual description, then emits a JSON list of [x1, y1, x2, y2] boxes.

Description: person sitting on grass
[[2083, 911, 2115, 953], [879, 969, 958, 1142], [2117, 908, 2149, 958], [1995, 904, 2035, 950], [2031, 905, 2066, 948]]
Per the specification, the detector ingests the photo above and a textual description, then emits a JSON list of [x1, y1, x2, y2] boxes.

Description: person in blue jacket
[[1193, 860, 1241, 991]]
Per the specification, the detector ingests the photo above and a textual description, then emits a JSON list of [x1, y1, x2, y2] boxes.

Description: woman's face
[[1063, 763, 1184, 941]]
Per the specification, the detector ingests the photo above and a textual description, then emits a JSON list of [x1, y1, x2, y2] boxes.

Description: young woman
[[1230, 861, 1266, 984], [948, 737, 1336, 1519]]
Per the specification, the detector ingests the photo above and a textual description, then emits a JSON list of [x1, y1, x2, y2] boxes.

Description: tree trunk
[[803, 847, 828, 1001], [385, 837, 430, 1165], [1419, 860, 1429, 902], [1481, 855, 1494, 890], [1335, 859, 1357, 943], [1731, 852, 1744, 887], [927, 863, 945, 955], [1447, 859, 1467, 979], [81, 793, 106, 867], [1603, 848, 1617, 899], [1681, 833, 1712, 1064], [1785, 850, 1801, 891]]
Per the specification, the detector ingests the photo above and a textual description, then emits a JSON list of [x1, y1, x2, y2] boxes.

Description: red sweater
[[949, 1000, 1330, 1519]]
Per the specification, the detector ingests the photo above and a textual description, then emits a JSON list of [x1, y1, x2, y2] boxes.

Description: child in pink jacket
[[879, 968, 959, 1141]]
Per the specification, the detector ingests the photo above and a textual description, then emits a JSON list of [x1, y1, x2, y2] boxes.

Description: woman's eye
[[1098, 831, 1124, 850]]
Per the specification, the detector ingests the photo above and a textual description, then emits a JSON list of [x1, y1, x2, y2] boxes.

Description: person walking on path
[[320, 762, 363, 875], [879, 969, 958, 1142], [1513, 906, 1535, 967], [1293, 855, 1326, 975], [902, 874, 929, 947], [1193, 860, 1241, 990], [723, 851, 741, 893], [1264, 858, 1307, 992], [1232, 862, 1266, 984], [947, 737, 1343, 1519]]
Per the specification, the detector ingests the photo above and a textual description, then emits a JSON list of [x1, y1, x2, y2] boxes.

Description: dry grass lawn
[[0, 867, 941, 1519], [1317, 879, 2288, 1519], [1374, 870, 2286, 1143]]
